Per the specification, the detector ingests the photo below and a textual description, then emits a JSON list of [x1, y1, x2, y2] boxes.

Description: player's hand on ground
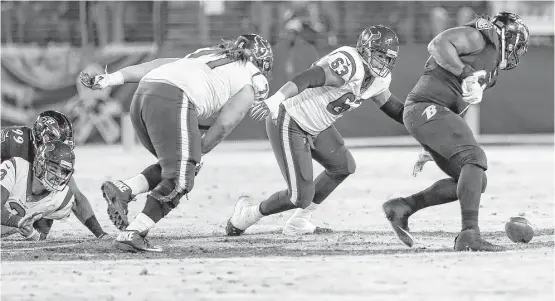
[[16, 226, 41, 241], [250, 100, 270, 121], [17, 212, 43, 229], [412, 149, 433, 177]]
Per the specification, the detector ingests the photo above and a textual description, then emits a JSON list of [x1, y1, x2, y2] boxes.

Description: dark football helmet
[[33, 110, 75, 149], [492, 12, 530, 70], [234, 33, 274, 76], [356, 25, 400, 77], [34, 141, 75, 192]]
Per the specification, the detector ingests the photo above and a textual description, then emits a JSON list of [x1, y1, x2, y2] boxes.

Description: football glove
[[79, 66, 124, 90], [412, 149, 434, 177], [17, 212, 43, 229], [250, 101, 270, 121], [17, 226, 41, 241], [461, 69, 487, 105]]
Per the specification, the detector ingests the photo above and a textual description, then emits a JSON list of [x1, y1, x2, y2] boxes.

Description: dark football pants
[[403, 100, 488, 178], [265, 106, 355, 208], [130, 81, 201, 195]]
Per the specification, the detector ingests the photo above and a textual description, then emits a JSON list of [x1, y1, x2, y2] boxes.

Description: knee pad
[[149, 179, 184, 209], [327, 149, 357, 182], [449, 146, 488, 171]]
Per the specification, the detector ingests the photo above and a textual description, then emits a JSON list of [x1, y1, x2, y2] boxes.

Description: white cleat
[[225, 195, 261, 236], [282, 211, 333, 236]]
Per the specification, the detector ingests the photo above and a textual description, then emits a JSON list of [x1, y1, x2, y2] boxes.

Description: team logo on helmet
[[360, 28, 382, 47], [253, 35, 271, 59], [476, 18, 493, 30]]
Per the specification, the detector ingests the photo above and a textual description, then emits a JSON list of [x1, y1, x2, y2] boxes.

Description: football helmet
[[234, 33, 274, 76], [356, 25, 399, 77], [33, 110, 75, 149], [34, 141, 75, 192], [492, 12, 529, 70]]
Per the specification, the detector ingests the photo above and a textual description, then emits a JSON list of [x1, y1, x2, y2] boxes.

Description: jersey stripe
[[8, 158, 16, 175], [207, 57, 234, 69], [187, 48, 219, 58], [56, 190, 74, 212], [338, 51, 357, 81]]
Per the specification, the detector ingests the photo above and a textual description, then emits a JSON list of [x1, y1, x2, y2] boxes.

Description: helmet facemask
[[369, 48, 398, 77], [34, 158, 73, 192], [499, 27, 529, 70], [494, 12, 530, 70], [33, 143, 75, 192]]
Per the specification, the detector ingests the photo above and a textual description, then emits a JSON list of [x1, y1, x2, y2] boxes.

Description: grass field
[[1, 143, 554, 301]]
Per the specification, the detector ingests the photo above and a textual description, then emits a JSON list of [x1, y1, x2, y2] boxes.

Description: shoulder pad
[[465, 17, 499, 46], [322, 46, 362, 82]]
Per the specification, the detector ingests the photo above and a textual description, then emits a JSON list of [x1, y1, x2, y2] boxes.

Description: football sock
[[289, 202, 318, 220], [122, 174, 150, 196], [312, 171, 344, 205], [458, 164, 484, 231], [141, 196, 173, 223], [259, 190, 297, 216], [404, 178, 458, 211], [140, 163, 163, 190], [127, 212, 156, 234]]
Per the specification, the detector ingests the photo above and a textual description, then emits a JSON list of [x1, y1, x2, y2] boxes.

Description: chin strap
[[498, 27, 507, 69]]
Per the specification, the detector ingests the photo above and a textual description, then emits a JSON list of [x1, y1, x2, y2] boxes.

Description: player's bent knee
[[481, 173, 488, 193], [328, 150, 357, 182], [149, 179, 185, 209]]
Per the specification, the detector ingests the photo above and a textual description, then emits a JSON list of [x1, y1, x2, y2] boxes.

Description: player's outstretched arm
[[370, 89, 405, 125], [201, 85, 255, 155], [69, 178, 108, 238], [264, 61, 345, 120], [427, 27, 486, 77], [80, 58, 180, 90]]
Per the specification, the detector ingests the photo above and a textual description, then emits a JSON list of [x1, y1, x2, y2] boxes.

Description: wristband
[[109, 72, 125, 86]]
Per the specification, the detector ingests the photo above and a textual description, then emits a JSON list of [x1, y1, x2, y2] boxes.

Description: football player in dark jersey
[[382, 12, 529, 252], [1, 110, 109, 240]]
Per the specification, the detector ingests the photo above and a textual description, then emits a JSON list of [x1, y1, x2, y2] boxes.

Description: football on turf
[[505, 217, 534, 243]]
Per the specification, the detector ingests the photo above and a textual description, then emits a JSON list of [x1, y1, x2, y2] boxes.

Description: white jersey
[[1, 157, 74, 221], [142, 48, 269, 119], [283, 46, 392, 135]]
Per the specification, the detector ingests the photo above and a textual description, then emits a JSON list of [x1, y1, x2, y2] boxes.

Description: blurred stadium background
[[1, 0, 553, 145]]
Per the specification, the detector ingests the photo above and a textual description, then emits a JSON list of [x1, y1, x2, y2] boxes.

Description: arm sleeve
[[379, 94, 405, 125]]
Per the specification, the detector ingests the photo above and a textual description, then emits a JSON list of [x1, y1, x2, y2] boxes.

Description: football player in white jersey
[[1, 141, 77, 241], [80, 34, 273, 252], [226, 25, 406, 236]]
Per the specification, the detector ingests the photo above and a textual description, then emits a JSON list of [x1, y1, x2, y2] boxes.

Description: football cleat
[[115, 230, 162, 253], [454, 229, 506, 252], [382, 198, 415, 247], [225, 195, 260, 236], [101, 180, 133, 230], [283, 214, 333, 236]]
